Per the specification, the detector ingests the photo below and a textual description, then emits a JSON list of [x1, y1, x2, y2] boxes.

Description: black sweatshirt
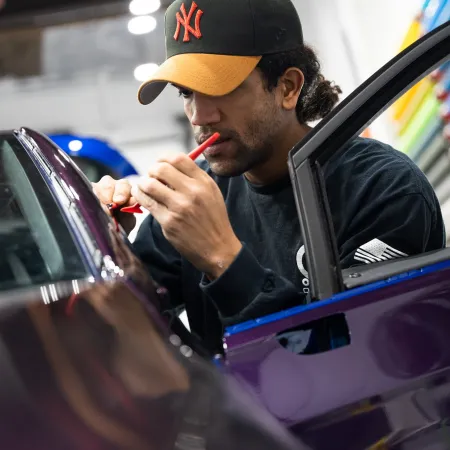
[[133, 137, 445, 354]]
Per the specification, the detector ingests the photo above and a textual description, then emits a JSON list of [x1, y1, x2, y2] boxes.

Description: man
[[93, 0, 445, 354]]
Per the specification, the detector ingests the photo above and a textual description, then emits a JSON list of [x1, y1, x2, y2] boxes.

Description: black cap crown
[[164, 0, 304, 59]]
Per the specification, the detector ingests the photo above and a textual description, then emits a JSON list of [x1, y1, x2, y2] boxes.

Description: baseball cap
[[137, 0, 303, 105]]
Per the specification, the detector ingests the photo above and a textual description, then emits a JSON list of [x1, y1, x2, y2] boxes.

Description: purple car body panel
[[0, 129, 309, 450], [22, 128, 116, 263], [16, 127, 172, 338], [222, 267, 450, 448]]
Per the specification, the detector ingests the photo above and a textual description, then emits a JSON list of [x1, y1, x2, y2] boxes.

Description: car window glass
[[0, 135, 88, 292], [317, 59, 450, 281]]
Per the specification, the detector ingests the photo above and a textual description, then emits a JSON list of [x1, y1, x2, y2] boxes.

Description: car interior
[[0, 135, 87, 292], [288, 21, 450, 303]]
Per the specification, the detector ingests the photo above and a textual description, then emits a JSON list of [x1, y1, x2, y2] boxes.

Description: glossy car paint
[[222, 264, 450, 448], [15, 127, 173, 339], [18, 128, 116, 263], [0, 129, 307, 450]]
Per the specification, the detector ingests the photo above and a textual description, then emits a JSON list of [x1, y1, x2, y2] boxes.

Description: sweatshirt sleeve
[[132, 213, 184, 309], [339, 193, 444, 268], [200, 243, 306, 326], [201, 192, 444, 326]]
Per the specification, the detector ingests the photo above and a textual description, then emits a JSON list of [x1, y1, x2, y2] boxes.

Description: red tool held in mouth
[[187, 131, 221, 160], [120, 132, 220, 214]]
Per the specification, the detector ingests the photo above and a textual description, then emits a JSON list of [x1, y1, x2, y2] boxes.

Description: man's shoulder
[[325, 137, 430, 196], [329, 137, 416, 171]]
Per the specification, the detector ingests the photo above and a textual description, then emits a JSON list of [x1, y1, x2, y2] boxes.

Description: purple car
[[0, 21, 449, 450], [0, 132, 309, 449]]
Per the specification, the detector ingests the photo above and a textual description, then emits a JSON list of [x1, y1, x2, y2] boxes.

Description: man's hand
[[92, 176, 137, 235], [132, 154, 242, 279]]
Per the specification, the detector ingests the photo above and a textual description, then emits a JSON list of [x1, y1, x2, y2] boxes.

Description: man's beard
[[195, 120, 278, 178], [205, 140, 273, 178]]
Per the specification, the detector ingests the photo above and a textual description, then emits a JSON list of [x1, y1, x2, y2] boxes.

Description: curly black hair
[[257, 45, 342, 123]]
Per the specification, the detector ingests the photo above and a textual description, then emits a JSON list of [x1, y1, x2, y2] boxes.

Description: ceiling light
[[129, 0, 161, 15], [134, 63, 159, 82], [128, 15, 157, 35], [68, 140, 83, 152]]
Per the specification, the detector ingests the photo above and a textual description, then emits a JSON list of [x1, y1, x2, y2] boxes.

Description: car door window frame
[[288, 21, 450, 301], [0, 132, 90, 291]]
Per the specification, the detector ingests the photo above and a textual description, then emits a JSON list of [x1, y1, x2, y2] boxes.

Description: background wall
[[0, 0, 425, 171]]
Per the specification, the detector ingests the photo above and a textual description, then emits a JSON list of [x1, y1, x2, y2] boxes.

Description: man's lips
[[204, 139, 232, 156], [197, 134, 230, 146]]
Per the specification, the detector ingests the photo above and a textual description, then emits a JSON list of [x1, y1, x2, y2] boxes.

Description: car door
[[15, 127, 122, 277], [0, 129, 93, 294], [19, 127, 214, 354], [0, 129, 312, 450], [222, 21, 450, 450]]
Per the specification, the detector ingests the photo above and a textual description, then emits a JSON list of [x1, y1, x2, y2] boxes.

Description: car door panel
[[224, 267, 450, 448], [223, 20, 450, 448]]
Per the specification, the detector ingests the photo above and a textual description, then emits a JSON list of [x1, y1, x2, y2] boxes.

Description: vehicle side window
[[289, 24, 449, 301], [325, 59, 449, 278], [0, 136, 87, 292]]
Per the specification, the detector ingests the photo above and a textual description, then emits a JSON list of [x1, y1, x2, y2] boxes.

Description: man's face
[[177, 70, 285, 177]]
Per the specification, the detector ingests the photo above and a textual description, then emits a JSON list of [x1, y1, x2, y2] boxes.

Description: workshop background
[[0, 0, 449, 240]]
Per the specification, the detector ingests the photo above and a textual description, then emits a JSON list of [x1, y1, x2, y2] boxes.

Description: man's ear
[[280, 67, 304, 111]]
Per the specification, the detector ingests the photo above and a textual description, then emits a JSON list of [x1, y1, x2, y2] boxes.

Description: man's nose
[[188, 93, 221, 127]]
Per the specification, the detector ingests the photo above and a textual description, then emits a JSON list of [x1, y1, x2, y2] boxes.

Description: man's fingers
[[113, 179, 133, 205], [92, 176, 133, 206], [131, 183, 170, 221], [92, 175, 116, 204], [135, 177, 178, 209], [158, 153, 202, 178], [147, 162, 188, 191]]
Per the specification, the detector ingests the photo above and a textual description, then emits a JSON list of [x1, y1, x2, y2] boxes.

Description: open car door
[[222, 21, 450, 450]]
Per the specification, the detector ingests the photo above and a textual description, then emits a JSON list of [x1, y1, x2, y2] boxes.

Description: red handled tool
[[120, 132, 220, 214], [186, 131, 221, 160]]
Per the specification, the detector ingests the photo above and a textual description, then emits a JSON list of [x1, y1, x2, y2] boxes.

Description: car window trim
[[13, 129, 100, 277], [288, 21, 450, 301], [0, 277, 94, 311], [291, 22, 450, 167], [342, 247, 450, 290]]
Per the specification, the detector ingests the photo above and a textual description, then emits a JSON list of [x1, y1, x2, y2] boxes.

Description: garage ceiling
[[1, 0, 122, 16], [0, 0, 173, 29]]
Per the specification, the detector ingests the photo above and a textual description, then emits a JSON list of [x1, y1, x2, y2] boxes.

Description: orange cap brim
[[137, 53, 262, 105]]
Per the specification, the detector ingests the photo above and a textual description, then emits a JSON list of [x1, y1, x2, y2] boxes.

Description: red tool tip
[[188, 132, 220, 160], [120, 204, 143, 214], [120, 133, 220, 214]]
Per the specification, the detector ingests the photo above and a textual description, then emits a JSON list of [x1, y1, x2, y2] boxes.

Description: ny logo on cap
[[174, 2, 203, 42]]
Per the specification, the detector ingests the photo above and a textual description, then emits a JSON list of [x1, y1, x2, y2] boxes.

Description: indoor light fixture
[[127, 15, 157, 35], [68, 140, 83, 152], [129, 0, 161, 15], [134, 63, 159, 82]]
